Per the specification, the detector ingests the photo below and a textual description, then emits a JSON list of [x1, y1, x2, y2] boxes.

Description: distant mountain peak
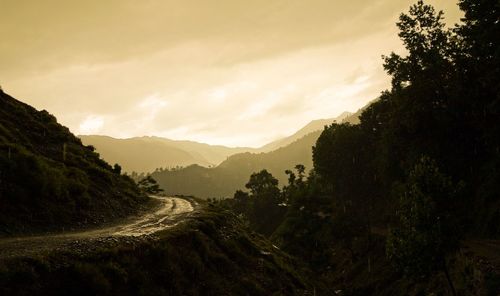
[[258, 111, 357, 153], [79, 135, 257, 173]]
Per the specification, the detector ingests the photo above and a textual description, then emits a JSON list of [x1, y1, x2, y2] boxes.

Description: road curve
[[112, 196, 194, 236], [0, 196, 195, 258]]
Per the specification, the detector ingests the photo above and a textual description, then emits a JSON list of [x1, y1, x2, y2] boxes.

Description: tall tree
[[387, 157, 462, 295], [242, 170, 285, 236]]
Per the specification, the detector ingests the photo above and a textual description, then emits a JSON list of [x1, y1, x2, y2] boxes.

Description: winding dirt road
[[0, 196, 195, 258], [112, 196, 194, 236]]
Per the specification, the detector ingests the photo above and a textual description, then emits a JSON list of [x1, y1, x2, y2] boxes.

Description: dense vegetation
[[0, 91, 147, 235], [222, 1, 500, 294]]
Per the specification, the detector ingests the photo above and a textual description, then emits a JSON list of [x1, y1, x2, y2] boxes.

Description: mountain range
[[80, 109, 361, 175], [258, 111, 355, 152], [149, 109, 364, 198], [80, 107, 365, 199], [79, 135, 255, 173]]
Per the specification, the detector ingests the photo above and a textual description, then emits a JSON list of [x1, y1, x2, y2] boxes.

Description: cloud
[[79, 115, 104, 135], [0, 1, 461, 77], [0, 0, 463, 147], [4, 33, 394, 147]]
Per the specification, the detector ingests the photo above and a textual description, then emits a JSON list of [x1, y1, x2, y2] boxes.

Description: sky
[[0, 0, 462, 147]]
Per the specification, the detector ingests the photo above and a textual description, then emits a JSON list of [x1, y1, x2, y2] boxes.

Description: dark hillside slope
[[0, 206, 330, 296], [0, 91, 147, 235]]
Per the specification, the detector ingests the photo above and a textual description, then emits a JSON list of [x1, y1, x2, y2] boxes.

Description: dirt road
[[0, 196, 195, 258]]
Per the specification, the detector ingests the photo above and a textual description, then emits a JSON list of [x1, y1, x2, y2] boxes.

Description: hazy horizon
[[0, 0, 461, 147]]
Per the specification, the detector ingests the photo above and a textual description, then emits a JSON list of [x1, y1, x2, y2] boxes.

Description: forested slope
[[0, 91, 147, 235], [222, 1, 500, 294], [152, 131, 321, 198]]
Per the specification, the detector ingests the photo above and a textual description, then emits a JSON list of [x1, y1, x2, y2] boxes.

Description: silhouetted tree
[[245, 169, 280, 196], [113, 163, 122, 174], [247, 170, 284, 235], [138, 176, 164, 195]]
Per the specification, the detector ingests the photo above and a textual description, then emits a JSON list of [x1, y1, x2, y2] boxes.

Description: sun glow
[[78, 115, 104, 135]]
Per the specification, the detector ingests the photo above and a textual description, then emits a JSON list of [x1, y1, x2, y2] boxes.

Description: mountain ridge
[[151, 109, 366, 198], [80, 107, 366, 174], [257, 111, 354, 152]]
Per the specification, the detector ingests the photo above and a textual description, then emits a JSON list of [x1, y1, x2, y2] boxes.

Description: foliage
[[224, 170, 286, 237], [273, 170, 337, 269], [0, 92, 147, 235], [112, 163, 122, 174], [137, 176, 164, 195], [245, 170, 280, 196], [386, 157, 462, 277], [0, 208, 329, 296], [224, 1, 500, 293]]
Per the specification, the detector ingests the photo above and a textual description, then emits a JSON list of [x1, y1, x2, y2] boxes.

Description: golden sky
[[0, 0, 461, 147]]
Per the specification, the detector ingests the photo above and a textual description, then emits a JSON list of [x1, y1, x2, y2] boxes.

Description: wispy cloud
[[1, 0, 462, 147]]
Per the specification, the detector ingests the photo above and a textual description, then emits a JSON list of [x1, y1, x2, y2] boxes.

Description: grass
[[0, 206, 330, 296], [0, 92, 148, 235]]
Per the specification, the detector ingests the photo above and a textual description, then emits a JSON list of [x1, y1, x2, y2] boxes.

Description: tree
[[294, 164, 306, 183], [387, 156, 462, 295], [113, 163, 122, 175], [273, 170, 336, 269], [283, 164, 308, 203], [232, 190, 250, 216], [284, 169, 296, 188], [455, 0, 500, 164], [364, 0, 481, 195], [383, 0, 453, 91], [242, 170, 285, 236], [245, 169, 280, 197], [313, 123, 376, 215], [137, 176, 164, 195]]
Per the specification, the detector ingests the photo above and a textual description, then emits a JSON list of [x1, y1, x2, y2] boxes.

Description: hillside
[[151, 108, 364, 199], [0, 91, 147, 235], [145, 137, 256, 165], [79, 135, 256, 173], [0, 206, 330, 295], [258, 111, 355, 153], [79, 136, 212, 173], [152, 130, 320, 198]]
